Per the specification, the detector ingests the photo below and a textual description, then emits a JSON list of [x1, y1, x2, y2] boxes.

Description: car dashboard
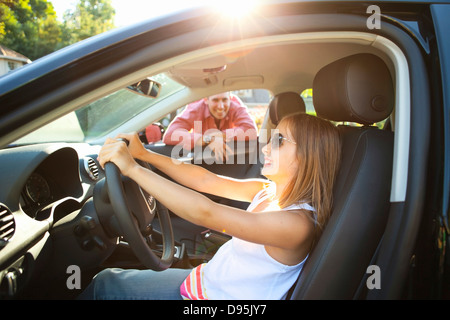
[[0, 142, 103, 298]]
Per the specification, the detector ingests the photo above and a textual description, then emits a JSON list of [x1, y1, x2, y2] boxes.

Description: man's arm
[[162, 103, 202, 149]]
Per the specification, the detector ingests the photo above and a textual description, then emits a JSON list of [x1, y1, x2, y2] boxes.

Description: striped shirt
[[180, 263, 208, 300]]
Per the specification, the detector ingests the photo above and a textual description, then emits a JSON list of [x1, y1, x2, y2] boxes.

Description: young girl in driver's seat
[[79, 112, 341, 300]]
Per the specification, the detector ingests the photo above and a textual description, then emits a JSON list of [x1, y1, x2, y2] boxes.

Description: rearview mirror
[[127, 78, 161, 98]]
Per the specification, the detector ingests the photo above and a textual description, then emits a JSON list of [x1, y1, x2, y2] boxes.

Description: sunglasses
[[269, 133, 297, 149]]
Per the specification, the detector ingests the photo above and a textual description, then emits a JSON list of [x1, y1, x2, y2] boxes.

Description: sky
[[51, 0, 213, 27]]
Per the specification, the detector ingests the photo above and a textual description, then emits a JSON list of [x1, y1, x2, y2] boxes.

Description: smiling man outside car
[[163, 92, 257, 161]]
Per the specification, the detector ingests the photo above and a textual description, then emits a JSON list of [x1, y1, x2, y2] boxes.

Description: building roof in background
[[0, 45, 31, 63]]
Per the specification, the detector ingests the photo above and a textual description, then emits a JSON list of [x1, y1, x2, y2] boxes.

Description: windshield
[[13, 73, 185, 145]]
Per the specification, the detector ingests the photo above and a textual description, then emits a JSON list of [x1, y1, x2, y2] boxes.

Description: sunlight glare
[[209, 0, 259, 18]]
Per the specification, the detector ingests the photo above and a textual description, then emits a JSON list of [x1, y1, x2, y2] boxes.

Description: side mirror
[[127, 78, 161, 98]]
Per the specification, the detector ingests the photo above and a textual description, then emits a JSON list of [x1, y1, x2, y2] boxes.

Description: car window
[[141, 89, 272, 145], [141, 89, 329, 145], [163, 89, 271, 133], [13, 73, 185, 145], [234, 89, 271, 132], [301, 88, 315, 115]]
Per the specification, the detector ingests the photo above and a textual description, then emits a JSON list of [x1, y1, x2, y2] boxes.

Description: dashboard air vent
[[84, 157, 99, 180], [0, 204, 15, 250]]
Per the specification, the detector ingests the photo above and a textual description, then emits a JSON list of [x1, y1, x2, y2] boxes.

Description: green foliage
[[61, 0, 115, 43], [0, 0, 116, 60], [0, 0, 61, 60]]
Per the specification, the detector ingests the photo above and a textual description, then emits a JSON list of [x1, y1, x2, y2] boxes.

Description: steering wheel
[[103, 155, 174, 271]]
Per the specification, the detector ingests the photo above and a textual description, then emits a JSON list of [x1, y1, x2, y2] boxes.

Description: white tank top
[[180, 185, 315, 300]]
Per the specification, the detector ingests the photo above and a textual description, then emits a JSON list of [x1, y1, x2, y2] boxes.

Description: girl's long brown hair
[[278, 113, 342, 239]]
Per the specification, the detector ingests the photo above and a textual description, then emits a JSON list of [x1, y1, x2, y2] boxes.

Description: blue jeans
[[78, 268, 192, 300]]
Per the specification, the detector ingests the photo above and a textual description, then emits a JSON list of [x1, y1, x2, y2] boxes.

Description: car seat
[[290, 53, 395, 299], [260, 91, 306, 143], [269, 91, 306, 125]]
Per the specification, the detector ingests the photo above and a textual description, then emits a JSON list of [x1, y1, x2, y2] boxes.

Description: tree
[[61, 0, 115, 44], [0, 0, 116, 60], [0, 0, 61, 60]]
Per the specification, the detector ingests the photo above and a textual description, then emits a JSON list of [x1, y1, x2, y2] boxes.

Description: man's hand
[[206, 132, 234, 162]]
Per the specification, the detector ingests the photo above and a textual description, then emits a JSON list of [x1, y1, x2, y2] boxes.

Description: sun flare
[[208, 0, 259, 18]]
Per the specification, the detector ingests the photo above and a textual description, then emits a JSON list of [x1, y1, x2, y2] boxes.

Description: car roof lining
[[165, 32, 394, 95]]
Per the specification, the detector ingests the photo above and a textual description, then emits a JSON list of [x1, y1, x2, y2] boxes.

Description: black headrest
[[313, 53, 394, 125], [269, 92, 306, 125]]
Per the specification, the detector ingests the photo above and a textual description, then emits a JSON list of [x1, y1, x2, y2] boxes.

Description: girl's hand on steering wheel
[[98, 137, 139, 177], [115, 132, 147, 160]]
